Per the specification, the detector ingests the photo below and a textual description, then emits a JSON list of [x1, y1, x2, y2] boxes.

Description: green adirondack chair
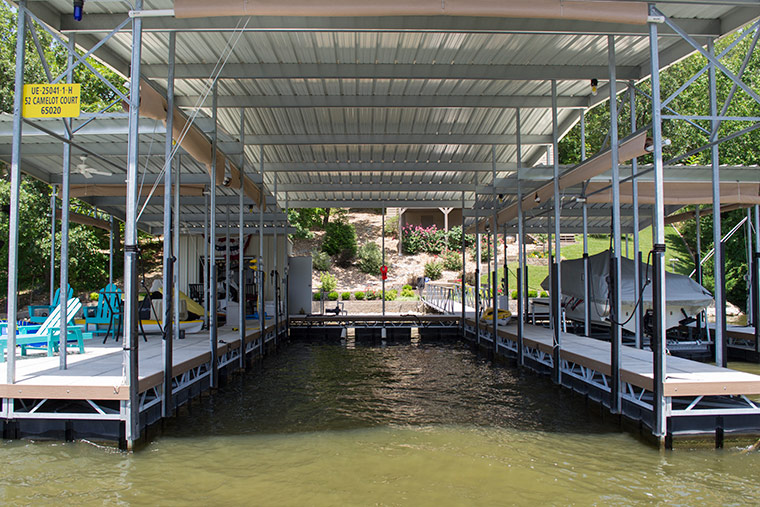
[[28, 285, 74, 324], [1, 298, 93, 362], [85, 283, 122, 341]]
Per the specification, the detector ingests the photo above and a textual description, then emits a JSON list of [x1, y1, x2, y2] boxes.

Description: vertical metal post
[[516, 108, 525, 365], [203, 189, 209, 328], [709, 38, 726, 367], [123, 0, 144, 448], [630, 82, 642, 349], [695, 205, 703, 333], [259, 146, 265, 343], [382, 205, 386, 337], [551, 80, 562, 384], [461, 191, 466, 336], [491, 146, 498, 353], [109, 215, 116, 286], [59, 34, 76, 371], [754, 205, 760, 348], [608, 35, 622, 412], [238, 109, 246, 369], [161, 31, 175, 418], [475, 202, 481, 346], [209, 83, 218, 388], [6, 0, 26, 383], [273, 173, 279, 345], [49, 185, 57, 304], [748, 209, 754, 325], [173, 156, 181, 345], [649, 10, 668, 439], [580, 109, 591, 338], [225, 206, 230, 313]]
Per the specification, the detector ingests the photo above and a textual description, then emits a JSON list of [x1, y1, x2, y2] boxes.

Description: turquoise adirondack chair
[[1, 298, 92, 362], [85, 283, 122, 342], [28, 285, 74, 324]]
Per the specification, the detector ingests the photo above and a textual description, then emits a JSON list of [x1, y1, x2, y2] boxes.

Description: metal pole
[[58, 33, 76, 371], [649, 10, 668, 440], [551, 79, 562, 384], [161, 31, 175, 418], [124, 0, 143, 448], [461, 191, 466, 337], [630, 82, 642, 349], [748, 209, 753, 325], [259, 146, 265, 343], [238, 108, 246, 370], [516, 108, 525, 366], [49, 185, 57, 304], [209, 82, 218, 388], [273, 173, 279, 345], [754, 205, 760, 348], [492, 145, 498, 354], [225, 206, 230, 315], [203, 189, 209, 329], [709, 38, 726, 367], [109, 215, 115, 286], [6, 0, 26, 384], [173, 155, 181, 347], [475, 202, 481, 346], [608, 35, 623, 413], [382, 205, 386, 336], [695, 205, 702, 333]]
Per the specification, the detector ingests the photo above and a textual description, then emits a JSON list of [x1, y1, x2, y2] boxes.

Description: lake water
[[2, 340, 760, 505]]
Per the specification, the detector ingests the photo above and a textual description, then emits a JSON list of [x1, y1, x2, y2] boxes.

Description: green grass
[[480, 226, 694, 292]]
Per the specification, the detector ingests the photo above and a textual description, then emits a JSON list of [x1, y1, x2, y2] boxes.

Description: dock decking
[[466, 318, 760, 442], [1, 318, 287, 444]]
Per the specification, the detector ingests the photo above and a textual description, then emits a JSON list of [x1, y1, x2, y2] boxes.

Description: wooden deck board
[[0, 318, 282, 400], [467, 319, 760, 397]]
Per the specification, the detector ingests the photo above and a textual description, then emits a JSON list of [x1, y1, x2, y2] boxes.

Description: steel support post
[[516, 109, 525, 365], [161, 31, 175, 418], [709, 39, 726, 367], [461, 191, 466, 336], [109, 215, 116, 286], [273, 174, 279, 345], [209, 83, 218, 388], [238, 109, 246, 369], [747, 210, 753, 324], [5, 0, 26, 384], [475, 204, 481, 346], [173, 155, 181, 346], [630, 82, 642, 349], [492, 145, 498, 354], [754, 205, 760, 348], [203, 190, 209, 328], [259, 146, 265, 342], [649, 11, 668, 439], [124, 0, 144, 448], [49, 185, 57, 304], [581, 109, 590, 338], [695, 206, 702, 333], [225, 206, 230, 314], [382, 205, 386, 339], [551, 80, 561, 384], [608, 36, 622, 412]]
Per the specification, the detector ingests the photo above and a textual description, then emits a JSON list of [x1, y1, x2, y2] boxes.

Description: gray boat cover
[[541, 250, 713, 306]]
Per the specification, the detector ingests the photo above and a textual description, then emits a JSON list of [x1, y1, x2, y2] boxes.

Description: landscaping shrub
[[312, 250, 331, 272], [322, 220, 357, 258], [313, 292, 322, 301], [540, 291, 549, 297], [424, 260, 444, 281], [327, 291, 339, 301], [384, 215, 399, 237], [354, 291, 365, 300], [528, 289, 538, 298], [401, 224, 447, 254], [511, 290, 518, 299], [442, 250, 463, 271], [341, 291, 351, 301], [447, 226, 475, 251], [401, 284, 415, 298], [357, 242, 382, 275], [319, 272, 337, 293], [384, 289, 398, 301], [470, 244, 492, 262], [366, 290, 379, 300]]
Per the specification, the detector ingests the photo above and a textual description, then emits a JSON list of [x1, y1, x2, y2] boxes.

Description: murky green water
[[3, 340, 760, 505]]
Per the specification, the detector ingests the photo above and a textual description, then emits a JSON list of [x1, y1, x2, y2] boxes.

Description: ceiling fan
[[75, 155, 113, 179]]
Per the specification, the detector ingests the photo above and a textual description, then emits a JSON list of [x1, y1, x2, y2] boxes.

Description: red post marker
[[380, 265, 388, 280]]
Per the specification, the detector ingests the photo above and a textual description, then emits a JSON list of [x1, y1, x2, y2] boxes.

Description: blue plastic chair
[[28, 285, 73, 324], [85, 283, 123, 342]]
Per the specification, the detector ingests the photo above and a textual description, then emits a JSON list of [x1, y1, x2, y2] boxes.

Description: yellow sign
[[22, 83, 81, 118]]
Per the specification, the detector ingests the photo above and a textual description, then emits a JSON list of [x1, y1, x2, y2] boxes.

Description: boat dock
[[289, 314, 461, 341], [466, 318, 760, 446], [0, 319, 287, 446]]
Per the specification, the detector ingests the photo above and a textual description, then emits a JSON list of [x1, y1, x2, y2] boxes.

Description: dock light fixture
[[574, 196, 587, 204], [73, 0, 85, 21], [590, 79, 598, 96], [644, 137, 671, 152], [534, 192, 541, 204]]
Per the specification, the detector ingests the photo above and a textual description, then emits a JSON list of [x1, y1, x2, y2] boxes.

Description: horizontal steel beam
[[274, 183, 476, 192], [259, 162, 515, 172], [173, 226, 297, 236], [142, 62, 640, 82], [242, 133, 552, 145], [176, 94, 588, 109], [0, 142, 243, 157], [285, 199, 475, 208], [140, 212, 287, 222], [58, 13, 720, 37]]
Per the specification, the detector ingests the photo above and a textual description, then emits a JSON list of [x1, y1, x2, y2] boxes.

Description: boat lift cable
[[689, 215, 748, 278], [136, 16, 251, 223]]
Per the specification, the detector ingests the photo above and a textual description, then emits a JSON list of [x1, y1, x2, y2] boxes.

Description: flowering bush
[[442, 250, 463, 271], [424, 260, 444, 280], [401, 224, 447, 254]]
